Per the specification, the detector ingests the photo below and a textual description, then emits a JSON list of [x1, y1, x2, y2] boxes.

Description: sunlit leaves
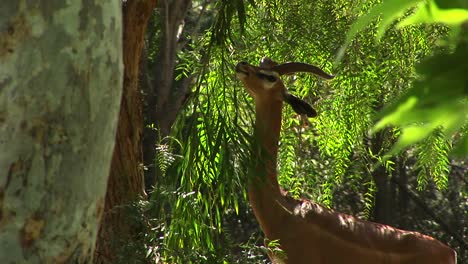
[[346, 0, 420, 42], [266, 239, 287, 260], [415, 129, 451, 190], [159, 45, 258, 262], [373, 36, 468, 156], [278, 130, 302, 198], [151, 0, 465, 262], [398, 1, 468, 28], [343, 0, 468, 47], [343, 0, 468, 157]]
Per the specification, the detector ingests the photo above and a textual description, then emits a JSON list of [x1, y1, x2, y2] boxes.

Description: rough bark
[[93, 1, 157, 263], [0, 1, 122, 262]]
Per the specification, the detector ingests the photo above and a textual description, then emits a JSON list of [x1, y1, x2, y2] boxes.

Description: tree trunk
[[371, 131, 394, 225], [0, 1, 122, 262], [143, 0, 192, 189], [94, 1, 157, 263], [397, 156, 409, 228]]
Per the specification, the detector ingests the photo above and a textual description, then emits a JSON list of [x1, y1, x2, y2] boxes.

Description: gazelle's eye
[[256, 72, 277, 83]]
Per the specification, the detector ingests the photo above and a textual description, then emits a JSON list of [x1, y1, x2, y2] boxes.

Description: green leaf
[[452, 132, 468, 156], [372, 96, 418, 132], [345, 0, 420, 43], [387, 125, 433, 155], [398, 1, 468, 28]]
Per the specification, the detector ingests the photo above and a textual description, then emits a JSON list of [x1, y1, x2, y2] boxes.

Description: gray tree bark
[[94, 1, 157, 262], [0, 1, 122, 263]]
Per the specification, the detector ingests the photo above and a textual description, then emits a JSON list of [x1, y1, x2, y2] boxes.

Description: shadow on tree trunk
[[94, 1, 157, 263]]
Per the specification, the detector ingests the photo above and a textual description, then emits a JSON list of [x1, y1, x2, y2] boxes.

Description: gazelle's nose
[[235, 61, 249, 74]]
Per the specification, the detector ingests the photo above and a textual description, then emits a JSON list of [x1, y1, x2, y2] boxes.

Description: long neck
[[252, 98, 283, 192], [248, 97, 286, 236]]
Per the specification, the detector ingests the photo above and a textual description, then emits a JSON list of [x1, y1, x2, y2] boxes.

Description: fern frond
[[415, 128, 451, 190]]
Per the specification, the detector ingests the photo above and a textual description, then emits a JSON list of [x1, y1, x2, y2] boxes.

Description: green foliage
[[342, 0, 468, 157], [150, 36, 257, 262], [154, 139, 181, 175], [398, 1, 468, 28], [265, 239, 287, 261], [210, 0, 256, 44], [143, 0, 467, 263], [362, 179, 377, 219], [415, 129, 451, 190], [168, 0, 434, 259], [278, 119, 304, 198]]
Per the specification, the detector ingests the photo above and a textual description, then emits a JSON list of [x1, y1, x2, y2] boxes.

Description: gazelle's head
[[235, 57, 334, 117]]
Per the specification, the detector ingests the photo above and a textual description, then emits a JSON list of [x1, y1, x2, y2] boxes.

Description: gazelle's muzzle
[[235, 61, 250, 76]]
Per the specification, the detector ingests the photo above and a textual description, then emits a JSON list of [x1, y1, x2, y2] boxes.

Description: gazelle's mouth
[[235, 69, 249, 76], [235, 63, 249, 75], [235, 64, 249, 78]]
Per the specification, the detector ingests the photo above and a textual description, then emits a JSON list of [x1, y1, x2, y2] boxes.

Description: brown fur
[[235, 58, 456, 264]]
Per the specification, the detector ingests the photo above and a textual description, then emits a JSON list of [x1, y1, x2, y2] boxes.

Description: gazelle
[[235, 58, 456, 264]]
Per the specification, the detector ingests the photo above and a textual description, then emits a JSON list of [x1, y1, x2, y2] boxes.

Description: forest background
[[1, 0, 466, 263]]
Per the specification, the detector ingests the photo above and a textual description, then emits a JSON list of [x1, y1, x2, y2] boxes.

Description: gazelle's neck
[[248, 97, 286, 236], [251, 97, 283, 193]]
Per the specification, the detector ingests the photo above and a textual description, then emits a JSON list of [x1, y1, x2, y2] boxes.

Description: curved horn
[[271, 62, 335, 79]]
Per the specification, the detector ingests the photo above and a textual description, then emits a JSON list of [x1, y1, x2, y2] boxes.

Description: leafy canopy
[[340, 0, 468, 157]]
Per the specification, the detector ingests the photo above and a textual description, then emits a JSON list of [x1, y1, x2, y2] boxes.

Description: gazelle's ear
[[284, 93, 317, 117]]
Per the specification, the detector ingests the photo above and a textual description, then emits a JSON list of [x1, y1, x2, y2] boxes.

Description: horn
[[259, 57, 278, 68], [271, 62, 334, 79]]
